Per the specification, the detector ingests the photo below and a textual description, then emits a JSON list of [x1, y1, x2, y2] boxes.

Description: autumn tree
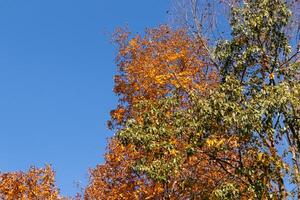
[[87, 0, 299, 199], [85, 26, 268, 199], [84, 26, 241, 199], [108, 25, 218, 128], [0, 0, 298, 198], [0, 165, 61, 200]]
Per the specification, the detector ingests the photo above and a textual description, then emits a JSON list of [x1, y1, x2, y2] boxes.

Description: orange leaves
[[110, 25, 218, 127], [111, 106, 126, 123], [0, 165, 61, 200], [128, 38, 139, 48], [84, 139, 165, 199]]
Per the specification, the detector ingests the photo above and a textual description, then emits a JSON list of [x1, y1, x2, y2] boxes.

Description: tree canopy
[[1, 0, 299, 199], [86, 0, 300, 199]]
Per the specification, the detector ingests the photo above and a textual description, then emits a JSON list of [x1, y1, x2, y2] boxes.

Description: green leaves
[[116, 69, 299, 196], [210, 183, 241, 200], [216, 0, 293, 84]]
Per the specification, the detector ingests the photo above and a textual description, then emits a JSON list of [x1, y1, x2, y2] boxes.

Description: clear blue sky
[[0, 0, 170, 196]]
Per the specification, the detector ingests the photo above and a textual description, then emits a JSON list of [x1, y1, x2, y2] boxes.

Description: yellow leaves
[[257, 152, 264, 161], [165, 53, 181, 62], [169, 148, 178, 156], [155, 74, 171, 85], [206, 137, 225, 148], [205, 138, 215, 147], [257, 152, 283, 168]]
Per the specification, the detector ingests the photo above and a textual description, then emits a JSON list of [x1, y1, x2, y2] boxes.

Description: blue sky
[[0, 0, 170, 196]]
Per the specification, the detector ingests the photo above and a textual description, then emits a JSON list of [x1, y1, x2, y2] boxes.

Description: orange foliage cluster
[[85, 139, 166, 199], [0, 165, 61, 200], [110, 25, 218, 126]]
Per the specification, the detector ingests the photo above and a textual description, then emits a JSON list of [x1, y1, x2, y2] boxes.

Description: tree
[[0, 165, 61, 200], [215, 0, 299, 198], [85, 26, 239, 199], [87, 0, 299, 199], [1, 0, 298, 199]]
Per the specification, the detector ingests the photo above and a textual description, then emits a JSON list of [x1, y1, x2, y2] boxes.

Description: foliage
[[1, 0, 299, 199], [210, 183, 241, 200], [114, 75, 300, 199], [109, 25, 218, 128], [215, 0, 292, 83], [214, 0, 300, 198], [85, 26, 226, 199], [84, 139, 166, 199], [0, 165, 61, 200], [87, 0, 299, 199]]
